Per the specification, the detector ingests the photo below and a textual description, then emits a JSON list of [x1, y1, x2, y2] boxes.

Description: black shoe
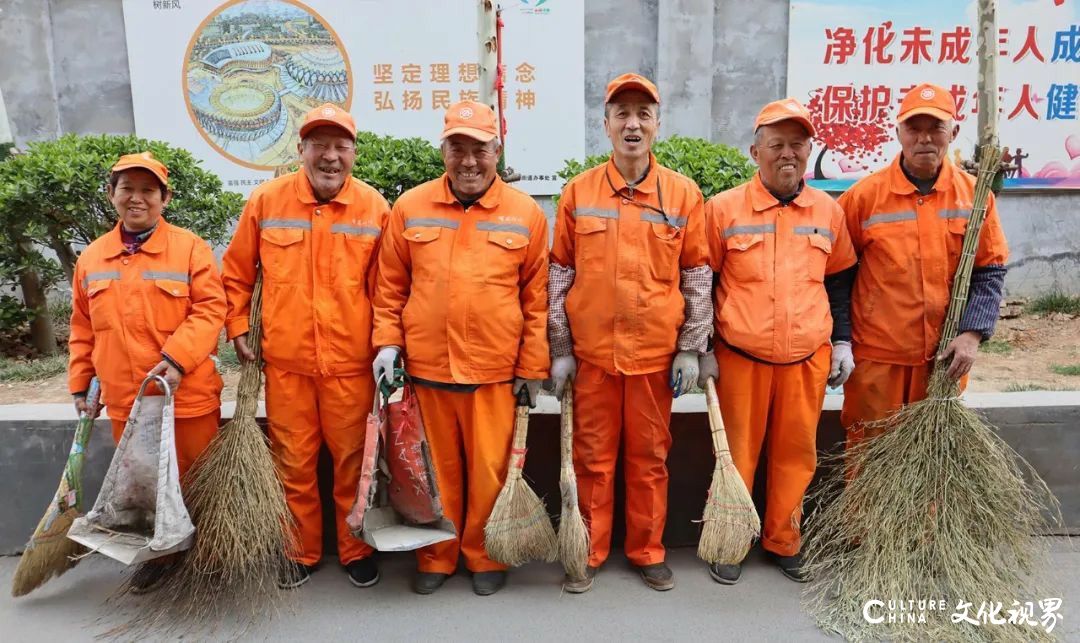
[[278, 562, 315, 590], [413, 572, 450, 595], [562, 566, 598, 594], [346, 557, 380, 588], [708, 563, 742, 585], [772, 553, 808, 583], [128, 560, 174, 595], [637, 562, 675, 591], [472, 571, 507, 596]]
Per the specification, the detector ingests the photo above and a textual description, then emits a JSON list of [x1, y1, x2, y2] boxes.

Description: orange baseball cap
[[299, 102, 357, 139], [111, 152, 169, 188], [605, 73, 660, 104], [441, 100, 498, 142], [754, 98, 816, 137], [898, 83, 956, 122]]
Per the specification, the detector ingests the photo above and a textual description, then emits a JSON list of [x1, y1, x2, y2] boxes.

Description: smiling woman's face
[[108, 169, 170, 232]]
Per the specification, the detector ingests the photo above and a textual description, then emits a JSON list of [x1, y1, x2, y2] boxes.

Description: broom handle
[[560, 385, 574, 467], [508, 403, 530, 481], [703, 378, 725, 456], [235, 272, 264, 420], [936, 144, 1002, 355]]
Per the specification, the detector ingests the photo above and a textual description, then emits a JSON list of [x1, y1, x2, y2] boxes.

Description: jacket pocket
[[87, 279, 114, 331], [403, 226, 443, 281], [260, 227, 305, 284], [804, 233, 832, 282], [724, 233, 765, 282], [153, 280, 191, 332], [647, 222, 683, 283], [574, 215, 608, 273], [484, 230, 528, 286]]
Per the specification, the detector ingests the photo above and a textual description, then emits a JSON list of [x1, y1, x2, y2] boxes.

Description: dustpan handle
[[134, 375, 173, 403]]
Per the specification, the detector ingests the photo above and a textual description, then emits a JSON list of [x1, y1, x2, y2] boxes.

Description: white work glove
[[373, 346, 400, 385], [550, 355, 577, 400], [828, 341, 854, 388], [670, 350, 699, 397], [697, 351, 719, 389], [513, 377, 543, 408]]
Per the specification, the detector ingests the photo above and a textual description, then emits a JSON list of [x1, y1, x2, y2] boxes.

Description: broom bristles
[[484, 406, 557, 567], [11, 508, 85, 597], [697, 378, 760, 565], [556, 387, 590, 579]]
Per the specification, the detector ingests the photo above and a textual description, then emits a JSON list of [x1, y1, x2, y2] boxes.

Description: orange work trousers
[[111, 410, 219, 482], [573, 360, 673, 568], [841, 359, 968, 449], [414, 382, 515, 574], [716, 344, 830, 557], [264, 364, 374, 566]]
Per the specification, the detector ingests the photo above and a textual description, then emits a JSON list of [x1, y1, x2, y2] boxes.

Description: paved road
[[1, 542, 1076, 642]]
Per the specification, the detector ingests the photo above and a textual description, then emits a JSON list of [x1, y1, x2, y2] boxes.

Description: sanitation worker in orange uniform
[[372, 101, 549, 597], [838, 83, 1009, 446], [548, 74, 712, 593], [69, 152, 226, 593], [698, 99, 858, 585], [222, 103, 390, 590]]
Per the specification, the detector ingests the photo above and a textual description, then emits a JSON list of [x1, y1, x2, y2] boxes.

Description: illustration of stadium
[[184, 0, 352, 169]]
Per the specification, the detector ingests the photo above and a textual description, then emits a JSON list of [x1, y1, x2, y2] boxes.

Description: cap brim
[[111, 163, 168, 187], [898, 106, 954, 122], [606, 82, 661, 104], [756, 115, 816, 138], [299, 119, 357, 139], [441, 126, 498, 143]]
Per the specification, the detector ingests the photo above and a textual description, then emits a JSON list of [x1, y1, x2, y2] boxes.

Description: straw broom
[[801, 145, 1062, 643], [120, 272, 294, 631], [697, 377, 760, 565], [11, 378, 100, 597], [484, 387, 557, 567], [556, 386, 589, 580]]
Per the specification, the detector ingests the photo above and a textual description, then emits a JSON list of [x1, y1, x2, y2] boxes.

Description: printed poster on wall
[[787, 0, 1080, 190], [122, 0, 584, 196]]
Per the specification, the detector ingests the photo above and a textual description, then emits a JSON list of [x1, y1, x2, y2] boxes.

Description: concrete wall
[[0, 0, 1077, 295], [2, 393, 1077, 555]]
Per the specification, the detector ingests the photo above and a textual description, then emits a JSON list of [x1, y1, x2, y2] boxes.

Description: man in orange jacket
[[698, 99, 858, 585], [839, 83, 1009, 444], [372, 101, 549, 597], [222, 104, 390, 590], [549, 74, 711, 593], [69, 152, 226, 593]]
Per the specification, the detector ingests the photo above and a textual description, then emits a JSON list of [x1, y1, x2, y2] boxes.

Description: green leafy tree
[[352, 131, 445, 204], [557, 135, 757, 199]]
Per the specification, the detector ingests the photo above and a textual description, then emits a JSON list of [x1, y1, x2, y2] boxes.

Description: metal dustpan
[[360, 508, 456, 552]]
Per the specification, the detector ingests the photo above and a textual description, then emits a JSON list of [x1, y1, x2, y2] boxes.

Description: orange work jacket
[[839, 156, 1009, 365], [550, 154, 708, 375], [705, 173, 857, 363], [222, 171, 390, 377], [68, 221, 225, 420], [372, 174, 549, 384]]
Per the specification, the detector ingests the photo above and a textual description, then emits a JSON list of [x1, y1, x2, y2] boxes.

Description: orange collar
[[748, 172, 816, 212], [294, 169, 356, 205], [604, 153, 658, 195], [102, 220, 169, 258], [433, 173, 505, 209], [887, 154, 956, 196]]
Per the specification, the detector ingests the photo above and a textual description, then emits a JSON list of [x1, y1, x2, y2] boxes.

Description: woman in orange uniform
[[68, 152, 227, 593]]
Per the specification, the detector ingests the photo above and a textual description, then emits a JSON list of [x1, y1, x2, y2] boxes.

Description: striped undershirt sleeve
[[959, 265, 1007, 340]]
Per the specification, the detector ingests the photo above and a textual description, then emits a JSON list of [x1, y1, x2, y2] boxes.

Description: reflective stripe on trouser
[[110, 409, 220, 482], [264, 364, 374, 566], [414, 382, 515, 574], [715, 344, 830, 558], [840, 359, 968, 450], [572, 360, 673, 567]]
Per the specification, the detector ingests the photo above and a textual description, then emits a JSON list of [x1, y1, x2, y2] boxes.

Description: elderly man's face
[[298, 125, 356, 201], [897, 115, 958, 179], [604, 90, 659, 164], [442, 134, 500, 201], [751, 120, 812, 197]]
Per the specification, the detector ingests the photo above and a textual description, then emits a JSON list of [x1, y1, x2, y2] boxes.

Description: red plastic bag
[[385, 383, 445, 524]]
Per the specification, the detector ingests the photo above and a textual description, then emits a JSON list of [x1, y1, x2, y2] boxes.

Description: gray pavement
[[1, 541, 1077, 642]]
